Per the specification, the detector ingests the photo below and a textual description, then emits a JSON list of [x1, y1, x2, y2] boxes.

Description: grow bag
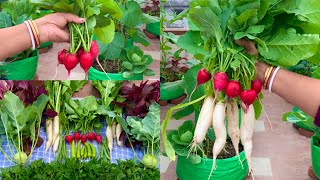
[[146, 22, 160, 36], [176, 151, 249, 180], [311, 135, 320, 178], [39, 41, 53, 49], [160, 80, 185, 101], [293, 106, 318, 132], [88, 67, 143, 80], [1, 50, 38, 80]]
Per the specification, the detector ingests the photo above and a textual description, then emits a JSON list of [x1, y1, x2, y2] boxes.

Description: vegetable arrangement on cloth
[[161, 0, 320, 179], [34, 0, 122, 79]]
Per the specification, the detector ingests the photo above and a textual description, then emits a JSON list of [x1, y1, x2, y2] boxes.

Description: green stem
[[161, 95, 206, 160]]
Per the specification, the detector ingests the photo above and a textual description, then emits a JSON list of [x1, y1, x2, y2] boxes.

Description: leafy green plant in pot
[[283, 109, 320, 178], [0, 2, 39, 80]]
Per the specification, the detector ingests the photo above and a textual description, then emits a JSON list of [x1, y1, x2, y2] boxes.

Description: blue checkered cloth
[[0, 124, 144, 168]]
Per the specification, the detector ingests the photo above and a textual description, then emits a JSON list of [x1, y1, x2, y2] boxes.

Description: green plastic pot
[[292, 106, 318, 132], [88, 67, 143, 80], [160, 80, 185, 101], [1, 50, 38, 80], [311, 135, 320, 179], [176, 151, 248, 180], [146, 22, 160, 36]]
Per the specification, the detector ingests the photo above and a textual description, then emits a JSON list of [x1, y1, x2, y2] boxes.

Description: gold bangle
[[28, 20, 40, 48], [263, 67, 272, 84], [264, 66, 274, 88]]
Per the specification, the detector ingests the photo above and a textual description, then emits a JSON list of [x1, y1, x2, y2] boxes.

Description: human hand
[[34, 13, 85, 43], [235, 38, 268, 81]]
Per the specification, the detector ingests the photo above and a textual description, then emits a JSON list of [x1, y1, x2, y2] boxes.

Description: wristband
[[24, 21, 35, 50], [264, 66, 274, 89], [28, 20, 40, 48]]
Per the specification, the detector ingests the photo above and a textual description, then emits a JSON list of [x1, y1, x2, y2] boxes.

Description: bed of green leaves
[[0, 158, 160, 180]]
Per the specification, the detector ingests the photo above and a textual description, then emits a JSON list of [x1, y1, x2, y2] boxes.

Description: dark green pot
[[160, 80, 185, 101], [146, 22, 160, 36], [88, 67, 143, 80], [311, 135, 320, 179], [1, 50, 38, 80]]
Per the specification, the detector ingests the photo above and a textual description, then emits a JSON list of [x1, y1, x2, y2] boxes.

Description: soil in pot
[[92, 59, 121, 73], [207, 139, 244, 159]]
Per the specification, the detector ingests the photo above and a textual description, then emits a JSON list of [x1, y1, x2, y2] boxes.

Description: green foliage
[[283, 107, 319, 132], [0, 158, 160, 179], [121, 46, 155, 78], [0, 92, 48, 165]]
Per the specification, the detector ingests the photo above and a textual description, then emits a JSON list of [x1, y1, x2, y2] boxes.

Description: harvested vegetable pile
[[162, 0, 320, 179]]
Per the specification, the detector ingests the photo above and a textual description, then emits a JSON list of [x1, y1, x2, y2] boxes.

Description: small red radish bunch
[[213, 72, 228, 92], [57, 40, 99, 79], [73, 132, 81, 142], [225, 80, 241, 98], [81, 134, 87, 144], [95, 134, 103, 144], [190, 68, 212, 100], [239, 79, 262, 110]]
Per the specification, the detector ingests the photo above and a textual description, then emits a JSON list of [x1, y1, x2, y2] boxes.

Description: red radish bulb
[[87, 132, 96, 141], [225, 80, 241, 98], [213, 72, 228, 91], [95, 134, 103, 144], [58, 49, 67, 64], [90, 40, 99, 58], [73, 132, 81, 142], [64, 135, 73, 144], [64, 53, 79, 78], [81, 134, 87, 144], [251, 80, 263, 94], [196, 68, 212, 86], [240, 89, 257, 110], [79, 52, 93, 76], [77, 48, 84, 58]]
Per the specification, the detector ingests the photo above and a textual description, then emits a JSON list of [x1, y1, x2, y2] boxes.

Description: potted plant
[[311, 132, 320, 179], [0, 3, 39, 80], [142, 0, 160, 38], [285, 62, 320, 137], [88, 0, 159, 80]]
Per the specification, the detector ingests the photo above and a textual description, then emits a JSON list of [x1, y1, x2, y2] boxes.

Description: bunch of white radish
[[105, 121, 123, 157]]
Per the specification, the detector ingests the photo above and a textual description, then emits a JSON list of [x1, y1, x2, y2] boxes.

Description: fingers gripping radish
[[209, 102, 227, 179], [45, 120, 53, 152], [106, 126, 113, 157], [240, 104, 255, 176], [116, 123, 123, 147], [226, 100, 242, 166], [191, 96, 214, 150]]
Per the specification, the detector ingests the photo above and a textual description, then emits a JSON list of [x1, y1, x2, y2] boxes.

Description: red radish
[[64, 53, 79, 78], [64, 135, 73, 144], [225, 80, 241, 98], [81, 134, 87, 144], [58, 49, 67, 64], [240, 90, 257, 110], [73, 132, 81, 142], [95, 134, 102, 144], [77, 48, 84, 57], [251, 79, 262, 94], [90, 40, 99, 58], [189, 68, 211, 100], [87, 132, 96, 141], [213, 72, 228, 91], [196, 68, 212, 86], [79, 52, 94, 76]]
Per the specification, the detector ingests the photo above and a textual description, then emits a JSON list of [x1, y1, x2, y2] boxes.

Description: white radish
[[112, 122, 116, 139], [226, 101, 241, 161], [106, 126, 113, 157], [193, 96, 215, 144], [53, 136, 60, 153], [240, 104, 255, 176], [52, 116, 60, 147], [45, 119, 53, 152], [116, 123, 123, 147], [209, 102, 227, 179]]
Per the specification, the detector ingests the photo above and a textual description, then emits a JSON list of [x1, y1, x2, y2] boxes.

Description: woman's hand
[[235, 38, 269, 82], [34, 13, 85, 43]]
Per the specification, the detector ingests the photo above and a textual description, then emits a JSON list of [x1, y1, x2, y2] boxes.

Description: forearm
[[256, 62, 320, 117], [0, 24, 32, 61]]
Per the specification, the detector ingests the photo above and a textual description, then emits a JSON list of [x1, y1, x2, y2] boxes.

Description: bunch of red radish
[[196, 68, 262, 109], [58, 41, 99, 78], [65, 132, 102, 144]]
